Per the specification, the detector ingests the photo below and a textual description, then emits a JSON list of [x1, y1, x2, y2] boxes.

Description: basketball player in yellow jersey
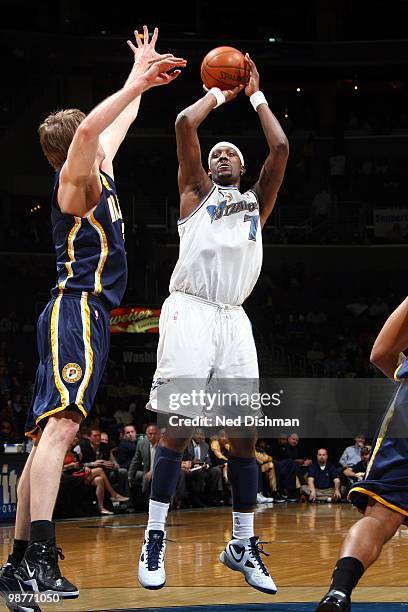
[[0, 28, 186, 612], [139, 54, 289, 594]]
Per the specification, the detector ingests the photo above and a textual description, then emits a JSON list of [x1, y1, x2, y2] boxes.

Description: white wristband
[[250, 90, 268, 111], [208, 87, 226, 108]]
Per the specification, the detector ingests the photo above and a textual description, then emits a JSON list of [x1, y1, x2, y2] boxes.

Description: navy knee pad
[[151, 444, 183, 503], [228, 455, 258, 511]]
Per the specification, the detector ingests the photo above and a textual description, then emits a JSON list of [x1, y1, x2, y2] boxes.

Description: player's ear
[[240, 165, 246, 176], [208, 170, 212, 177]]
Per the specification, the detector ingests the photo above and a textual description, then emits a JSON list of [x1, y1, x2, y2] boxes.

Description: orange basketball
[[200, 46, 249, 91]]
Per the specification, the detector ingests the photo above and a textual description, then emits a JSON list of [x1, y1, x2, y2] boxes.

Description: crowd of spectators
[[0, 306, 387, 519], [54, 427, 374, 518]]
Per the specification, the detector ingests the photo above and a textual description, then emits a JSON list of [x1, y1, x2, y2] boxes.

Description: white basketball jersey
[[169, 183, 263, 306]]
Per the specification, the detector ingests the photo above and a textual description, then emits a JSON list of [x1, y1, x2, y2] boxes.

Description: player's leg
[[317, 380, 408, 610], [14, 410, 81, 599], [0, 441, 42, 612], [15, 293, 111, 599], [316, 500, 404, 611], [216, 307, 276, 594], [138, 428, 191, 589], [219, 434, 277, 594], [139, 293, 214, 589], [30, 411, 81, 520]]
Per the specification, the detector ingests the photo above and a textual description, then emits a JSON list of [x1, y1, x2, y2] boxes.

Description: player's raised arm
[[370, 297, 408, 379], [100, 26, 173, 176], [175, 84, 244, 219], [244, 54, 289, 228], [59, 55, 186, 217]]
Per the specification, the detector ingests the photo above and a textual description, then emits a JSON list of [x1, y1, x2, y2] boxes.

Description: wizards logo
[[206, 200, 227, 222]]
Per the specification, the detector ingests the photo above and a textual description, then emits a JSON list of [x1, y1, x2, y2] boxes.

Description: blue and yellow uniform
[[349, 359, 408, 522], [26, 170, 127, 436]]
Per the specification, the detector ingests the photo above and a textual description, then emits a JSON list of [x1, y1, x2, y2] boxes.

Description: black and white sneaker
[[0, 555, 41, 612], [219, 536, 277, 594], [14, 541, 78, 599], [138, 529, 166, 589], [316, 588, 351, 611]]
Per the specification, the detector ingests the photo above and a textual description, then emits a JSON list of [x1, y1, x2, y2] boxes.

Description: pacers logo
[[62, 363, 83, 383]]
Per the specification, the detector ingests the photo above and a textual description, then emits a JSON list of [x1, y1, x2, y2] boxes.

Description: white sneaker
[[219, 536, 277, 594], [257, 493, 274, 504], [138, 529, 166, 589]]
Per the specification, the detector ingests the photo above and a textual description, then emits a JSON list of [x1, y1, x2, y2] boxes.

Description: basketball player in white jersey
[[138, 55, 288, 593]]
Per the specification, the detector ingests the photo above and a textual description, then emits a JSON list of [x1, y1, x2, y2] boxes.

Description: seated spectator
[[301, 448, 342, 502], [255, 440, 276, 502], [284, 433, 312, 467], [75, 428, 129, 496], [285, 432, 312, 482], [270, 435, 300, 502], [339, 434, 366, 468], [62, 440, 128, 515], [100, 431, 119, 463], [117, 424, 138, 469], [128, 423, 160, 505], [343, 445, 372, 484], [183, 429, 223, 507], [209, 431, 232, 503]]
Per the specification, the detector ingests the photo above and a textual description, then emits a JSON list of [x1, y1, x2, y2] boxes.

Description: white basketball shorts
[[147, 291, 259, 418]]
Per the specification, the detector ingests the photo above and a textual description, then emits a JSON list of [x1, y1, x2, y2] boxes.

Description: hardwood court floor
[[2, 503, 408, 611]]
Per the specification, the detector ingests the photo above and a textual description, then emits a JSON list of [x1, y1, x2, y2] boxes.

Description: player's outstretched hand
[[244, 53, 260, 97], [127, 25, 178, 73], [203, 83, 245, 103], [143, 55, 187, 88]]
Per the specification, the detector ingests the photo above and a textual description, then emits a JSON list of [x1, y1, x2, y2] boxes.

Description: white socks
[[147, 500, 169, 532], [232, 511, 254, 540]]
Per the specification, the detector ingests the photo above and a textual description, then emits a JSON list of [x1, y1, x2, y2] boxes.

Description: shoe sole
[[219, 551, 277, 595], [138, 566, 165, 590], [16, 579, 79, 599], [139, 581, 166, 590], [138, 576, 165, 590]]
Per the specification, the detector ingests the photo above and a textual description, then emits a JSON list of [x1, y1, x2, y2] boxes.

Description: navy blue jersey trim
[[100, 168, 115, 185]]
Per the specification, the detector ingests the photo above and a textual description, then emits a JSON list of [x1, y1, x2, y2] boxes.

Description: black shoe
[[316, 588, 351, 611], [0, 555, 41, 612], [273, 494, 287, 503], [14, 541, 78, 599]]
